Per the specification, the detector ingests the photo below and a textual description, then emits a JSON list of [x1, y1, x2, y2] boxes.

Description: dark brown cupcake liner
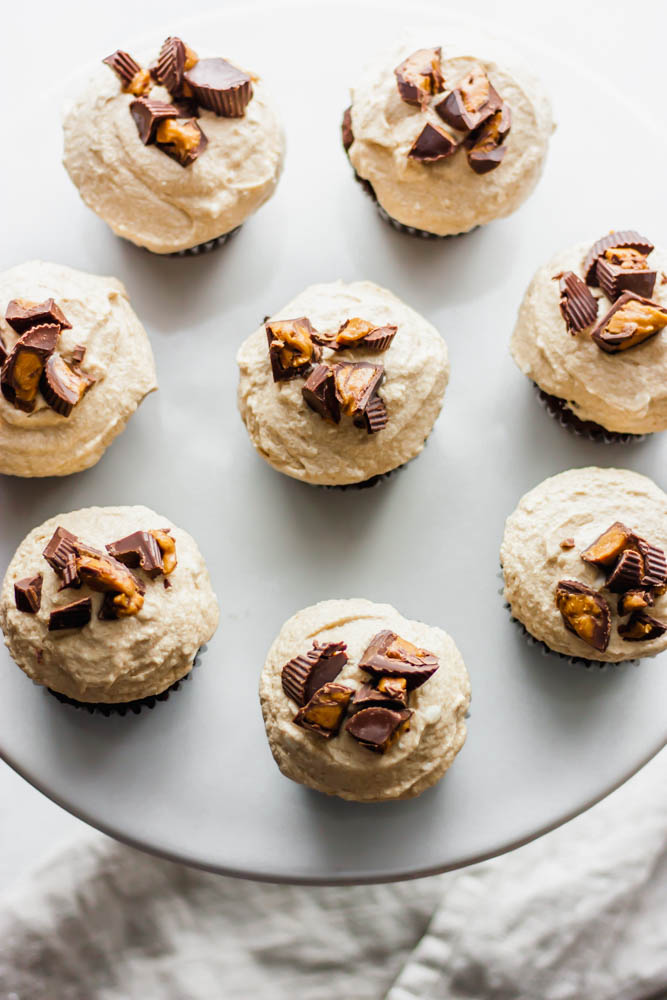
[[534, 384, 646, 444], [46, 644, 206, 716], [133, 226, 242, 258]]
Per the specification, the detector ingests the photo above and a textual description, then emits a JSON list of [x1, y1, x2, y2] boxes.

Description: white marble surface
[[0, 0, 663, 892]]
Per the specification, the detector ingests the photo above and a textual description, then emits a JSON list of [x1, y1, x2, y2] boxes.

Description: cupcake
[[342, 42, 553, 237], [63, 35, 285, 255], [259, 598, 470, 801], [501, 467, 667, 663], [0, 261, 156, 477], [0, 505, 219, 710], [236, 280, 449, 486], [511, 230, 667, 439]]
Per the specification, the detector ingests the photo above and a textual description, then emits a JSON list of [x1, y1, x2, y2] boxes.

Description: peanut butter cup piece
[[618, 611, 667, 642], [329, 318, 397, 353], [606, 549, 644, 593], [266, 317, 322, 382], [40, 354, 94, 417], [555, 580, 611, 652], [103, 50, 151, 96], [75, 544, 146, 618], [618, 589, 654, 616], [345, 706, 412, 754], [349, 676, 408, 715], [14, 574, 42, 614], [583, 231, 654, 286], [408, 123, 458, 163], [581, 522, 636, 567], [359, 630, 439, 690], [155, 117, 208, 166], [1, 324, 60, 412], [184, 58, 253, 117], [591, 292, 667, 353], [292, 682, 353, 739], [106, 531, 167, 579], [302, 364, 340, 423], [71, 345, 86, 366], [48, 597, 92, 632], [129, 97, 180, 144], [0, 333, 6, 367], [596, 248, 656, 302], [155, 36, 198, 94], [435, 65, 501, 131], [394, 47, 445, 107], [466, 104, 511, 174], [333, 361, 385, 423], [558, 272, 598, 333], [5, 298, 71, 334], [43, 527, 79, 586], [636, 538, 667, 589], [281, 640, 348, 707]]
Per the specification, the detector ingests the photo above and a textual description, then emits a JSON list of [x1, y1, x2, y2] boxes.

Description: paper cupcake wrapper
[[167, 226, 242, 258], [46, 645, 206, 716], [534, 385, 646, 445]]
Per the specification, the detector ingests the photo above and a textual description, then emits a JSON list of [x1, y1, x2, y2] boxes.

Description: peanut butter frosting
[[260, 598, 470, 801]]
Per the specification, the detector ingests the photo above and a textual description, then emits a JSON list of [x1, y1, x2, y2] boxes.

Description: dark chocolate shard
[[48, 597, 92, 632], [349, 676, 409, 715], [394, 47, 445, 107], [328, 318, 397, 353], [155, 117, 208, 167], [156, 36, 187, 93], [466, 104, 511, 174], [591, 292, 667, 353], [345, 706, 412, 754], [43, 526, 79, 586], [103, 50, 151, 95], [555, 580, 611, 652], [408, 123, 458, 163], [636, 538, 667, 588], [583, 231, 654, 286], [14, 574, 43, 614], [581, 522, 636, 567], [434, 66, 502, 131], [1, 324, 60, 412], [5, 298, 72, 334], [71, 344, 86, 366], [359, 630, 439, 690], [281, 640, 348, 707], [266, 317, 322, 382], [106, 531, 166, 579], [40, 353, 94, 417], [334, 361, 384, 422], [184, 58, 253, 117], [342, 106, 354, 151], [129, 97, 179, 144], [618, 612, 667, 642], [618, 589, 654, 616], [292, 682, 353, 739], [558, 271, 598, 333], [606, 549, 644, 593], [302, 364, 340, 423], [596, 248, 656, 302]]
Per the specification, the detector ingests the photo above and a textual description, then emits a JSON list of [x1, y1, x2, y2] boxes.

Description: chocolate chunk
[[581, 521, 636, 567], [583, 231, 654, 286], [558, 271, 598, 333], [342, 106, 354, 151], [0, 333, 6, 367], [349, 677, 408, 715], [408, 123, 458, 163], [363, 396, 388, 434], [302, 364, 340, 423], [394, 48, 445, 107], [155, 117, 208, 166], [106, 531, 166, 578], [266, 317, 322, 382], [14, 574, 42, 614], [129, 97, 180, 144], [40, 353, 94, 417], [345, 707, 412, 754], [618, 589, 654, 616], [606, 549, 644, 593], [184, 58, 252, 117], [48, 597, 92, 631], [596, 248, 657, 302], [150, 529, 178, 575], [103, 50, 151, 95], [326, 318, 398, 353], [555, 580, 611, 652], [334, 361, 385, 426], [636, 538, 667, 588], [43, 526, 79, 586], [435, 65, 502, 131], [281, 640, 348, 707], [5, 298, 71, 334], [1, 324, 60, 412], [71, 345, 86, 366], [156, 37, 186, 93], [466, 105, 511, 174], [75, 544, 146, 618], [619, 611, 667, 642], [359, 630, 439, 690], [292, 682, 353, 739], [591, 292, 667, 353]]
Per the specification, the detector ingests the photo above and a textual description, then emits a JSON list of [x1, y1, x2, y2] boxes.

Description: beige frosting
[[236, 280, 449, 485], [259, 598, 470, 801], [501, 467, 667, 662], [0, 261, 157, 477], [511, 242, 667, 434], [347, 42, 553, 235], [0, 505, 219, 702], [63, 59, 285, 254]]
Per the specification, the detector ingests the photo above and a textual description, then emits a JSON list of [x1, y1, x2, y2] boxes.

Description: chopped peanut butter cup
[[129, 97, 181, 144], [558, 272, 598, 333], [349, 677, 408, 715], [394, 48, 445, 107], [596, 247, 656, 302], [636, 538, 667, 589], [341, 106, 354, 151], [155, 117, 208, 167], [5, 298, 71, 334], [302, 364, 340, 423], [14, 574, 42, 614], [465, 105, 511, 174], [184, 58, 253, 117], [583, 231, 654, 286], [334, 361, 384, 424], [409, 123, 458, 163], [266, 317, 322, 382], [591, 292, 667, 353], [359, 630, 439, 690], [323, 318, 397, 353], [292, 682, 353, 738], [618, 589, 654, 616], [606, 549, 644, 593], [555, 580, 611, 652], [106, 530, 176, 579], [346, 706, 412, 754], [103, 50, 151, 96], [1, 324, 60, 413], [43, 527, 79, 586], [618, 611, 667, 642], [435, 65, 501, 131], [75, 545, 146, 618], [156, 36, 198, 95], [40, 353, 94, 417], [48, 597, 92, 632], [281, 640, 348, 707], [581, 521, 636, 567]]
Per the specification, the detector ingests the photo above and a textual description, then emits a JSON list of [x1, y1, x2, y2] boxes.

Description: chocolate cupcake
[[0, 506, 219, 709], [259, 598, 470, 801], [511, 231, 667, 439], [501, 468, 667, 663], [63, 35, 284, 255], [343, 43, 553, 237], [236, 280, 449, 487], [0, 261, 156, 477]]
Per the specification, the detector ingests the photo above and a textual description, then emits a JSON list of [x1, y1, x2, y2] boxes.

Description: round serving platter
[[0, 2, 665, 884]]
